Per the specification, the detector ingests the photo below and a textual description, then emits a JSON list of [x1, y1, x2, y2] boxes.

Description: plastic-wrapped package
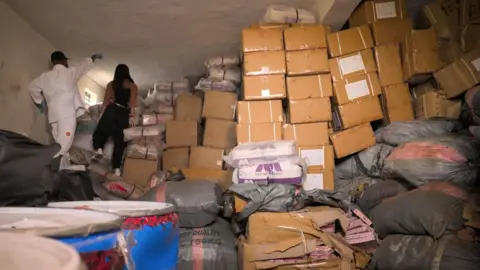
[[207, 66, 241, 83], [72, 133, 114, 160], [123, 125, 166, 142], [154, 90, 174, 106], [144, 102, 174, 114], [225, 140, 297, 168], [141, 113, 173, 126], [154, 79, 190, 93], [126, 136, 163, 160], [178, 218, 238, 270], [376, 119, 459, 146], [233, 158, 305, 185], [195, 78, 237, 92], [383, 135, 479, 187], [144, 88, 157, 107], [262, 5, 316, 24], [205, 55, 240, 68], [102, 180, 145, 200]]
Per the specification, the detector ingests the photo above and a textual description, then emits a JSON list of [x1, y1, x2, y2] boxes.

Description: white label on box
[[345, 79, 370, 101], [261, 89, 270, 97], [375, 2, 397, 19], [261, 66, 270, 73], [471, 58, 480, 72], [303, 173, 324, 191], [301, 149, 325, 167], [339, 54, 365, 76]]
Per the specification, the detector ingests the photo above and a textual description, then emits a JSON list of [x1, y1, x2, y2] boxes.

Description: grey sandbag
[[335, 144, 393, 181], [383, 135, 479, 187], [357, 179, 412, 217], [141, 180, 223, 228], [178, 218, 238, 270], [371, 235, 480, 270], [375, 119, 458, 146], [370, 189, 466, 239]]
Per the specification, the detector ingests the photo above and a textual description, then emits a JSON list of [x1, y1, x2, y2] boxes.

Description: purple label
[[255, 163, 282, 173]]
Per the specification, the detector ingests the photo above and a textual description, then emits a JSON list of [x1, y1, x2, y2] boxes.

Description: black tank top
[[113, 82, 131, 107]]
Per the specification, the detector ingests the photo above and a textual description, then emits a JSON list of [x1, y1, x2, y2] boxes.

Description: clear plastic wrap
[[141, 113, 173, 126], [262, 5, 316, 24], [207, 66, 241, 83], [224, 140, 297, 168], [195, 78, 237, 92], [205, 55, 240, 68], [123, 125, 166, 142]]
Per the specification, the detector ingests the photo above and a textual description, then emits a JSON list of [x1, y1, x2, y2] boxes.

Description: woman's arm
[[129, 83, 139, 116], [102, 82, 114, 110]]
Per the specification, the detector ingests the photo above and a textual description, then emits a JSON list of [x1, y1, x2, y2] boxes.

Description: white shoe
[[114, 168, 121, 177], [91, 148, 103, 162]]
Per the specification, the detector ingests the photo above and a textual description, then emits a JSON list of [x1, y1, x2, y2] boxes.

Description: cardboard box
[[327, 25, 374, 57], [372, 18, 413, 45], [434, 48, 480, 98], [286, 74, 333, 100], [236, 122, 282, 144], [162, 147, 189, 171], [189, 146, 225, 170], [330, 123, 376, 158], [329, 49, 378, 81], [332, 96, 383, 129], [402, 29, 442, 81], [174, 94, 203, 122], [243, 74, 286, 100], [181, 168, 233, 191], [166, 120, 199, 147], [297, 145, 335, 170], [303, 170, 335, 191], [460, 0, 480, 52], [439, 38, 463, 65], [289, 97, 332, 124], [283, 25, 328, 51], [243, 51, 286, 76], [242, 27, 284, 52], [283, 122, 330, 147], [333, 72, 382, 105], [237, 100, 284, 124], [416, 1, 459, 40], [381, 83, 414, 124], [203, 119, 236, 149], [202, 91, 237, 120], [374, 43, 403, 86], [286, 49, 329, 75], [249, 23, 290, 29], [122, 158, 158, 187], [413, 85, 462, 120], [349, 0, 408, 27]]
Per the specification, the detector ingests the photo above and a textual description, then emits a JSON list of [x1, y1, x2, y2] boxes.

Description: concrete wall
[[0, 2, 104, 144]]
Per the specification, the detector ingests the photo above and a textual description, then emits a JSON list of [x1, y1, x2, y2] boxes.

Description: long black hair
[[113, 64, 134, 91]]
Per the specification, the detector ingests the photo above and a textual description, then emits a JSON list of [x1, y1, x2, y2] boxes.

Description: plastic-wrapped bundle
[[141, 113, 173, 126], [205, 55, 240, 68], [224, 140, 297, 168], [178, 218, 238, 270], [123, 125, 166, 142], [154, 79, 190, 93], [195, 78, 237, 92], [144, 102, 174, 114], [126, 136, 163, 160], [154, 90, 175, 106], [376, 119, 459, 146], [383, 135, 479, 187], [262, 5, 315, 24], [207, 66, 241, 83]]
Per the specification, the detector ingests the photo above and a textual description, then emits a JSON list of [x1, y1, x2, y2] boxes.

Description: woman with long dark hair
[[92, 64, 138, 176]]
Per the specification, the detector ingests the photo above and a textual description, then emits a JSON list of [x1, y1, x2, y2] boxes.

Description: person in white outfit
[[28, 51, 103, 160]]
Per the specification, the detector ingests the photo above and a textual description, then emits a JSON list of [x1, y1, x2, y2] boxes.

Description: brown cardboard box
[[289, 97, 332, 124], [349, 0, 408, 27], [162, 147, 189, 171], [237, 100, 284, 124], [203, 118, 236, 149], [297, 145, 335, 170], [286, 75, 333, 100], [122, 158, 158, 187], [413, 85, 462, 119], [374, 43, 403, 86], [189, 146, 225, 170], [460, 0, 480, 52], [181, 168, 233, 191], [249, 23, 290, 29], [283, 25, 328, 51], [333, 72, 382, 105], [372, 18, 413, 45], [382, 83, 415, 123], [332, 96, 383, 129], [434, 48, 480, 98], [243, 51, 286, 76], [402, 29, 442, 81], [242, 27, 284, 52], [166, 120, 199, 147], [439, 38, 463, 65], [303, 169, 335, 191], [283, 122, 330, 147], [329, 49, 378, 82], [327, 25, 374, 57], [286, 49, 329, 75], [330, 123, 376, 158], [243, 74, 286, 100], [416, 1, 460, 40], [236, 122, 282, 144], [174, 94, 203, 122], [202, 91, 237, 120]]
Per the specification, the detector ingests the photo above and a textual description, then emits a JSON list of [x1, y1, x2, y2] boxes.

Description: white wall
[[0, 2, 104, 144], [78, 75, 105, 107]]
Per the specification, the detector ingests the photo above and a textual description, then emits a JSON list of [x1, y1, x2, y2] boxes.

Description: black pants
[[92, 104, 129, 169]]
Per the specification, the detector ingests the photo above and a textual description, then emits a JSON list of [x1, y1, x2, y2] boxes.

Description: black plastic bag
[[357, 180, 412, 217], [52, 170, 95, 202]]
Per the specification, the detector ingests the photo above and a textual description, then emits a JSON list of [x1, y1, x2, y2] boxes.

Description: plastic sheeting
[[178, 218, 238, 270], [383, 135, 479, 187], [52, 170, 95, 202], [357, 180, 412, 217], [262, 5, 316, 24], [225, 140, 298, 168]]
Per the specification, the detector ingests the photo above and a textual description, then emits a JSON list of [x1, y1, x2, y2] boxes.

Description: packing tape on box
[[357, 27, 367, 50], [269, 100, 273, 122], [293, 124, 297, 141], [461, 58, 479, 84], [335, 32, 342, 55], [371, 2, 377, 21], [272, 123, 277, 140], [317, 75, 324, 97], [247, 102, 252, 123]]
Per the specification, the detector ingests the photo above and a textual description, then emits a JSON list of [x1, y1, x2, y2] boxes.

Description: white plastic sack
[[263, 5, 316, 24], [195, 78, 237, 92], [141, 113, 173, 126], [208, 66, 241, 83], [205, 55, 240, 68], [225, 140, 298, 168], [123, 125, 166, 142]]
